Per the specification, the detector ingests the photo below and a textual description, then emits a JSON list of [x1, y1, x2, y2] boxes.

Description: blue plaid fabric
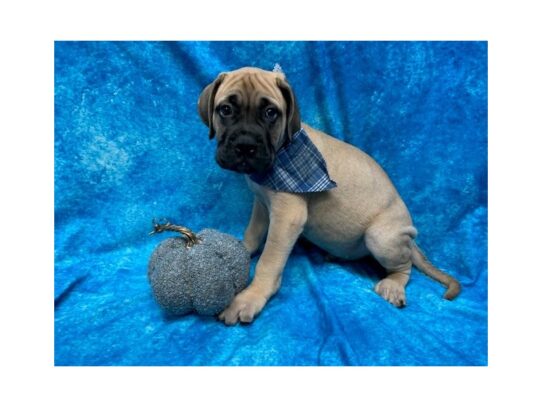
[[249, 128, 337, 193]]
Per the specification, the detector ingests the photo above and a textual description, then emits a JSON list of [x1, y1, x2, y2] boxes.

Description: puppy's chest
[[245, 177, 273, 207]]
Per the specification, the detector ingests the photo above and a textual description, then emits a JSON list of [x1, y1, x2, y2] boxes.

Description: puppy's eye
[[219, 104, 233, 117], [265, 107, 279, 121]]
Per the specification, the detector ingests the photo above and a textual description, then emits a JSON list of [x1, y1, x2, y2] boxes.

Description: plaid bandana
[[249, 128, 337, 193]]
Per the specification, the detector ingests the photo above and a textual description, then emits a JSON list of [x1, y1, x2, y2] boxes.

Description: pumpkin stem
[[149, 220, 200, 248]]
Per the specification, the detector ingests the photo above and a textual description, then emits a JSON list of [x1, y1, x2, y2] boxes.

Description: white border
[[2, 0, 541, 406]]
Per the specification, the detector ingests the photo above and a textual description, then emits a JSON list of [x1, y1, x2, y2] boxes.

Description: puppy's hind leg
[[364, 223, 418, 308]]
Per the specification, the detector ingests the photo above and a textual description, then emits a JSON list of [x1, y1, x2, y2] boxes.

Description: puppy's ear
[[276, 77, 301, 141], [198, 73, 226, 139]]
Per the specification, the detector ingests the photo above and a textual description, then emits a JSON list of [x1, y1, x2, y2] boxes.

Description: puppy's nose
[[234, 142, 257, 158]]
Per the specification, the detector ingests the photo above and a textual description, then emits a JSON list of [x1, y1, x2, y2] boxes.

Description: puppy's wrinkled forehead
[[215, 68, 286, 110]]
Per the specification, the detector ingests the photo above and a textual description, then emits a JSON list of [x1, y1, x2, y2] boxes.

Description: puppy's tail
[[411, 242, 461, 300]]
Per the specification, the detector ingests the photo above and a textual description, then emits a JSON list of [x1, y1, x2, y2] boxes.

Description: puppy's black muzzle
[[232, 136, 258, 158], [216, 130, 274, 174]]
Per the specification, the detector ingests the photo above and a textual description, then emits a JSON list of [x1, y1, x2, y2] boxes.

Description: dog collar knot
[[249, 128, 337, 193]]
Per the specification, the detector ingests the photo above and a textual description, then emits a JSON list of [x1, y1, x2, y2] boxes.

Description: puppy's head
[[198, 67, 300, 174]]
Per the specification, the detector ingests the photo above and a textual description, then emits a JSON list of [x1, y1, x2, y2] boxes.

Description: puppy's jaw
[[215, 149, 273, 174]]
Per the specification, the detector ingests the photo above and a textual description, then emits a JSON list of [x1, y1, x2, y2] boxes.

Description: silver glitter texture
[[148, 229, 250, 316]]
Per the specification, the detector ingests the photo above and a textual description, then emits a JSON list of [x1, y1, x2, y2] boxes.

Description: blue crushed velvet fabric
[[54, 41, 487, 366]]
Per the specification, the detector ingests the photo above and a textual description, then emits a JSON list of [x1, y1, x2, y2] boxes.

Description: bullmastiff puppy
[[198, 67, 461, 325]]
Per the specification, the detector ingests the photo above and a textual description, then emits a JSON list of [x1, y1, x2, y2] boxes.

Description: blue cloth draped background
[[54, 41, 487, 366]]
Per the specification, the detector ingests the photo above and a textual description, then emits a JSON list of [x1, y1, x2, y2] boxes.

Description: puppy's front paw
[[218, 288, 268, 325], [375, 278, 407, 308]]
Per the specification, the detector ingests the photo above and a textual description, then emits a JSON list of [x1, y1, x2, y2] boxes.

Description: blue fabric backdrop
[[54, 41, 487, 366]]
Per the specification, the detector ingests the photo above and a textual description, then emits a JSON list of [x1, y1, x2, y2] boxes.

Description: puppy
[[198, 67, 460, 325]]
